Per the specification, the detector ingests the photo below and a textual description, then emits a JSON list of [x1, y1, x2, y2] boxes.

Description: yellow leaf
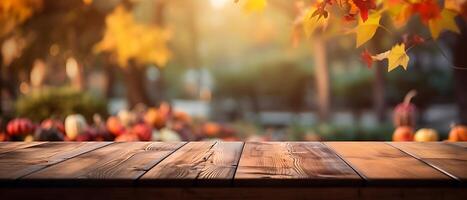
[[387, 43, 409, 72], [428, 9, 460, 39], [355, 13, 381, 48], [242, 0, 267, 13], [302, 7, 329, 38]]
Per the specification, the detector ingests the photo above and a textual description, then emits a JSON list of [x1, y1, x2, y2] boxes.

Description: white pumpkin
[[159, 128, 181, 142], [64, 114, 87, 140], [117, 109, 135, 127]]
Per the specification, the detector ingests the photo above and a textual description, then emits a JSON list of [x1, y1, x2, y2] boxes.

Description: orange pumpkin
[[392, 126, 414, 141], [106, 116, 125, 136], [132, 123, 152, 141], [202, 122, 221, 137], [448, 125, 467, 141], [144, 108, 166, 129]]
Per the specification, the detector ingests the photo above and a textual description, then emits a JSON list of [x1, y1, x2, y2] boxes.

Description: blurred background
[[1, 0, 466, 142]]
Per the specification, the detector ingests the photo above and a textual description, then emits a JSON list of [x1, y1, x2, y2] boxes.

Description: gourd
[[7, 118, 35, 137], [448, 125, 467, 141], [131, 123, 152, 141], [106, 116, 125, 136], [393, 90, 417, 127], [392, 126, 414, 141], [64, 114, 87, 140], [414, 128, 439, 142]]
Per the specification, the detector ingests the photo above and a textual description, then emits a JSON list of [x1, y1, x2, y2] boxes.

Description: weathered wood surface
[[0, 142, 110, 180], [390, 142, 467, 182], [140, 141, 243, 186], [0, 142, 45, 154], [0, 141, 465, 189], [234, 142, 361, 186], [325, 142, 453, 186], [22, 142, 185, 185]]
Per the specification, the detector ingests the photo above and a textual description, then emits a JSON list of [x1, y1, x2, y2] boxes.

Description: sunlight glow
[[209, 0, 229, 10]]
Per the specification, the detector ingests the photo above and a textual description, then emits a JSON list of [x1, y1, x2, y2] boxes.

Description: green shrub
[[15, 87, 107, 122]]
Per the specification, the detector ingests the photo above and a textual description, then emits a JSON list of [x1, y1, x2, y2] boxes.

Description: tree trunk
[[312, 38, 330, 121], [122, 63, 151, 108], [454, 22, 467, 124], [152, 0, 166, 104], [373, 62, 386, 122]]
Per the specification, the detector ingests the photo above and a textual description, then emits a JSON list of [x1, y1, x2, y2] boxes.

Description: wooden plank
[[140, 141, 243, 186], [447, 142, 467, 148], [0, 142, 45, 154], [22, 142, 185, 186], [390, 142, 467, 182], [325, 142, 453, 186], [0, 142, 110, 180], [234, 142, 362, 186]]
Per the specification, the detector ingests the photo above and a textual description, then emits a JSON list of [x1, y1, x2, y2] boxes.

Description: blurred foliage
[[0, 0, 42, 37], [16, 87, 107, 122], [94, 6, 171, 67]]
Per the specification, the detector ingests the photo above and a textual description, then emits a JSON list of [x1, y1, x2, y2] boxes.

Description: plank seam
[[17, 142, 114, 179], [322, 142, 368, 186], [134, 142, 188, 181], [230, 141, 245, 186], [385, 142, 461, 182]]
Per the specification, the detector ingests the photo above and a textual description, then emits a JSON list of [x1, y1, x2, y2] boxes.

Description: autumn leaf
[[352, 0, 376, 22], [411, 0, 441, 24], [242, 0, 267, 13], [428, 9, 460, 39], [361, 49, 373, 68], [387, 43, 410, 72], [303, 6, 329, 38], [385, 0, 412, 28], [355, 12, 381, 47]]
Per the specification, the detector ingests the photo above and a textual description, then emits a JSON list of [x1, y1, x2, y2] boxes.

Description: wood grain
[[23, 142, 185, 185], [447, 142, 467, 148], [0, 142, 45, 154], [390, 142, 467, 182], [234, 142, 361, 186], [140, 141, 243, 186], [325, 142, 453, 186], [0, 142, 110, 180]]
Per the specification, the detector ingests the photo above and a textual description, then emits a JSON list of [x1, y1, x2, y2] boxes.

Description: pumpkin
[[7, 118, 35, 137], [159, 128, 181, 142], [393, 90, 417, 127], [448, 125, 467, 141], [106, 116, 125, 136], [117, 109, 136, 127], [144, 108, 166, 129], [173, 111, 191, 123], [34, 128, 64, 141], [414, 128, 439, 142], [132, 123, 152, 141], [392, 126, 414, 141], [64, 114, 87, 140], [202, 122, 221, 137], [41, 119, 65, 134]]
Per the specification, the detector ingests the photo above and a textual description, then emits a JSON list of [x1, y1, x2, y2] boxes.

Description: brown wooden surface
[[325, 142, 453, 186], [0, 142, 45, 154], [140, 141, 243, 186], [390, 142, 467, 182], [0, 142, 110, 179], [234, 142, 361, 186], [0, 141, 465, 189], [22, 142, 185, 185]]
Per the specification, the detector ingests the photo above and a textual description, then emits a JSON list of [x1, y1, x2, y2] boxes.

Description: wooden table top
[[0, 141, 465, 187]]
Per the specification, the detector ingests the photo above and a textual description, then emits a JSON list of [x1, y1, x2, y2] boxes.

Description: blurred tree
[[94, 3, 171, 107]]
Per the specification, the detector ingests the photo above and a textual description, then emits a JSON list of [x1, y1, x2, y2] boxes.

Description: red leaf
[[361, 49, 373, 68], [411, 0, 441, 24], [352, 0, 376, 22]]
